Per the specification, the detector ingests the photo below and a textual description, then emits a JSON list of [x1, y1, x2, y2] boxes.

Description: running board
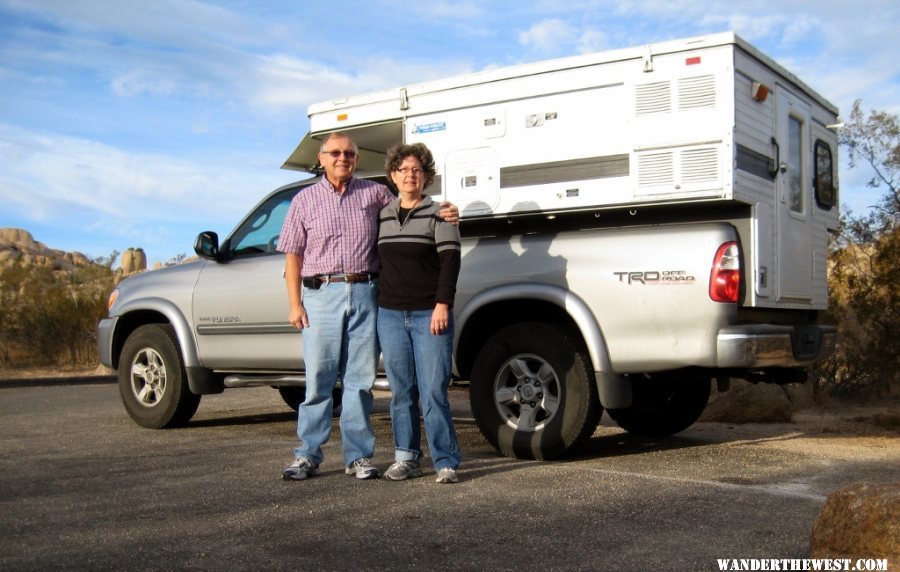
[[224, 373, 391, 391]]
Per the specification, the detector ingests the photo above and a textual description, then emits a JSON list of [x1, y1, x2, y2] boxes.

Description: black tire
[[605, 373, 710, 436], [117, 324, 200, 429], [278, 386, 305, 411], [277, 385, 343, 417], [469, 322, 601, 460]]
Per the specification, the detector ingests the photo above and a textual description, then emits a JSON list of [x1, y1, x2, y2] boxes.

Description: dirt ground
[[0, 365, 116, 380], [0, 364, 115, 379]]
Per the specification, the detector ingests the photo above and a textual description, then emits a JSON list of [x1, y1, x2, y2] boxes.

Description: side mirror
[[194, 231, 220, 260]]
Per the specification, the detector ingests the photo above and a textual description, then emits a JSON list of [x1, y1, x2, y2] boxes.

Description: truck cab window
[[229, 190, 297, 257]]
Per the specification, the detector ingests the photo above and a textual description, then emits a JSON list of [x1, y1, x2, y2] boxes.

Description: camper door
[[774, 87, 814, 303]]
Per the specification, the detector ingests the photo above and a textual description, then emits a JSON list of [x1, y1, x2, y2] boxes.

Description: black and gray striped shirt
[[377, 196, 461, 310]]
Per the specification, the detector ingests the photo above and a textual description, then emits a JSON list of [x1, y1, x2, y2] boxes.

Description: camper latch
[[642, 46, 654, 72], [400, 88, 409, 111]]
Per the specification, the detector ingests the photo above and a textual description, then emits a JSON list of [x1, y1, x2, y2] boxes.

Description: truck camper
[[286, 31, 839, 311]]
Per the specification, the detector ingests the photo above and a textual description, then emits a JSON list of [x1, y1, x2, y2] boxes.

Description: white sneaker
[[435, 467, 459, 484], [281, 457, 320, 481], [345, 457, 380, 480]]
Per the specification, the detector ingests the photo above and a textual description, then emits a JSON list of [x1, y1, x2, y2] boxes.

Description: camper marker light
[[751, 81, 769, 102], [709, 241, 741, 303], [686, 56, 701, 65], [337, 113, 348, 121]]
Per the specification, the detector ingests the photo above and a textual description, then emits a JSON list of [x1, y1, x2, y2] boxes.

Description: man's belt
[[302, 273, 377, 288]]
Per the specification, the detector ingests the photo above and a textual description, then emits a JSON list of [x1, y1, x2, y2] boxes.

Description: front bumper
[[717, 324, 837, 368]]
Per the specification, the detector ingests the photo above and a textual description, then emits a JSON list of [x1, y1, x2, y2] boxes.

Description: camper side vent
[[680, 148, 719, 183], [635, 81, 671, 116], [637, 152, 674, 187], [678, 75, 716, 110]]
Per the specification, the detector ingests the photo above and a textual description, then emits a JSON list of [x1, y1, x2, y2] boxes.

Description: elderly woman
[[377, 142, 462, 484]]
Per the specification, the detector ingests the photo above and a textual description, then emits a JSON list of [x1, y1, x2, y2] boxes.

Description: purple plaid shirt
[[278, 176, 394, 276]]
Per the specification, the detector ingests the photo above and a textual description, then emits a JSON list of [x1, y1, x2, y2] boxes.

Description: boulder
[[121, 248, 135, 274], [700, 378, 796, 423], [810, 481, 900, 565], [133, 248, 146, 271]]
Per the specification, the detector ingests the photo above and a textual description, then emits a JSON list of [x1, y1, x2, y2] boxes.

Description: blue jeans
[[295, 280, 379, 466], [376, 307, 460, 471]]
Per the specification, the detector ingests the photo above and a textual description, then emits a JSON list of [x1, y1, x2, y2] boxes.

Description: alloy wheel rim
[[130, 348, 167, 407], [493, 353, 561, 432]]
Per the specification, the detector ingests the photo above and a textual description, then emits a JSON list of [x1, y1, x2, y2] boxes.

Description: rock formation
[[118, 247, 147, 277], [0, 228, 147, 282], [0, 228, 92, 273]]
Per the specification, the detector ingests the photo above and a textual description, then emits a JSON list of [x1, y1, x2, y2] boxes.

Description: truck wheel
[[118, 324, 200, 429], [277, 386, 343, 416], [605, 373, 710, 436], [469, 322, 601, 460]]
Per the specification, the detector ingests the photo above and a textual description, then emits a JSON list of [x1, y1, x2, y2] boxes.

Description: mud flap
[[597, 372, 632, 409]]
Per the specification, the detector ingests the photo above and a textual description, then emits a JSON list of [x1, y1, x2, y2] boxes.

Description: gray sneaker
[[435, 467, 459, 484], [384, 460, 423, 481], [281, 456, 320, 481], [345, 457, 380, 480]]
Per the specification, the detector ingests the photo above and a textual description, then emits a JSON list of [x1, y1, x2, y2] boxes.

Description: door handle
[[768, 136, 780, 180]]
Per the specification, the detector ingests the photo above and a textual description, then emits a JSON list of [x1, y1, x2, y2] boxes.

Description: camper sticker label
[[413, 121, 446, 134]]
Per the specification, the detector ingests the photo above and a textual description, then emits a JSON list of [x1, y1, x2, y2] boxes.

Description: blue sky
[[1, 0, 898, 266]]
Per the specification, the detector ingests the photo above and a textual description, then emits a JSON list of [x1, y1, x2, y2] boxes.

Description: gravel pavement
[[0, 376, 897, 571]]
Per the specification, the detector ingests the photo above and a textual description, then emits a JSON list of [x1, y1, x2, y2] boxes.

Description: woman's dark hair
[[384, 142, 437, 189]]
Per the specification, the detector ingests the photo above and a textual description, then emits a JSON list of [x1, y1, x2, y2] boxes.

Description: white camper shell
[[284, 32, 839, 311]]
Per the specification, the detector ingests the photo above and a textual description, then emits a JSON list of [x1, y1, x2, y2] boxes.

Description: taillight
[[709, 242, 740, 303]]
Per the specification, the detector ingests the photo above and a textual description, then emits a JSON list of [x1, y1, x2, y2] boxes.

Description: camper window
[[814, 140, 836, 209], [788, 117, 804, 213]]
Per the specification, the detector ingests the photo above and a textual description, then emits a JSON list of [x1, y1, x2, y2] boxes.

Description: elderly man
[[278, 132, 457, 481]]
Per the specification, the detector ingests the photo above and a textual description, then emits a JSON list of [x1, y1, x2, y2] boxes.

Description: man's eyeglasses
[[322, 150, 358, 159]]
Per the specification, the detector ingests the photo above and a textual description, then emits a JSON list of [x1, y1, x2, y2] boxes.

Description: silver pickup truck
[[97, 175, 835, 459]]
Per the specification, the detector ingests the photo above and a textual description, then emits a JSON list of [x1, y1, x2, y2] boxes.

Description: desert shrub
[[0, 262, 115, 367], [814, 226, 900, 398]]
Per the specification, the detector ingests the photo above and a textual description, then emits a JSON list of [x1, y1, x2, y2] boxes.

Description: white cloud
[[0, 122, 294, 238], [2, 0, 259, 50], [518, 19, 576, 52], [111, 69, 181, 98], [577, 29, 607, 54], [249, 51, 478, 111], [250, 54, 360, 108], [421, 1, 484, 19]]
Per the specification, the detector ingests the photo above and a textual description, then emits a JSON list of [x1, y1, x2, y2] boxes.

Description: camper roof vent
[[635, 81, 671, 116]]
